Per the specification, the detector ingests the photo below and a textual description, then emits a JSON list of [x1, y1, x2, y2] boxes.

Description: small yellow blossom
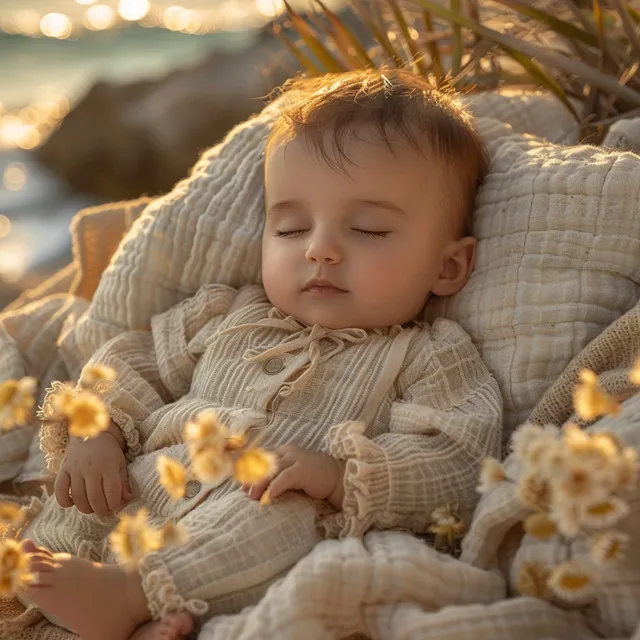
[[65, 390, 110, 438], [517, 473, 551, 511], [429, 505, 466, 549], [590, 530, 629, 565], [184, 410, 229, 455], [0, 377, 37, 431], [259, 490, 272, 506], [580, 497, 629, 529], [233, 449, 276, 486], [158, 522, 189, 548], [516, 562, 551, 600], [225, 432, 249, 451], [630, 356, 640, 386], [109, 508, 162, 571], [510, 423, 559, 463], [190, 449, 233, 484], [477, 457, 506, 494], [547, 561, 593, 603], [523, 512, 557, 540], [0, 539, 34, 596], [79, 365, 117, 390], [551, 498, 582, 538], [0, 502, 25, 527], [556, 463, 603, 505], [573, 369, 620, 422], [563, 424, 618, 472], [49, 382, 75, 418], [157, 456, 187, 500]]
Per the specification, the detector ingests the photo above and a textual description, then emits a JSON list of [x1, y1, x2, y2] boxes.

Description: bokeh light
[[255, 0, 285, 18], [0, 241, 28, 284], [40, 13, 73, 39], [84, 4, 117, 30], [2, 163, 28, 192], [13, 10, 41, 36], [0, 216, 11, 240], [162, 6, 203, 33], [76, 0, 98, 5], [118, 0, 151, 22]]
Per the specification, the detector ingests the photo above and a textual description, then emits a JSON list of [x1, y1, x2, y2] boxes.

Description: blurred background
[[0, 0, 342, 308], [2, 0, 640, 308]]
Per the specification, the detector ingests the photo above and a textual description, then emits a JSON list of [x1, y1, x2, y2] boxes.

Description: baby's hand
[[54, 420, 132, 516], [244, 444, 346, 509]]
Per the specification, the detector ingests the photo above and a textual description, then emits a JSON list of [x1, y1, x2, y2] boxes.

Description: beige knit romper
[[26, 284, 502, 626]]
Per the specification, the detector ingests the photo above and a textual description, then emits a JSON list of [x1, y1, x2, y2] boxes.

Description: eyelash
[[273, 229, 389, 238]]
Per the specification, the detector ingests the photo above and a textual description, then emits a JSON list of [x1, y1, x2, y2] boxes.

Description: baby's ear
[[431, 237, 476, 297]]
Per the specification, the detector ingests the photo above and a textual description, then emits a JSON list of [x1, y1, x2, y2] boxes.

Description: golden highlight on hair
[[267, 69, 488, 236]]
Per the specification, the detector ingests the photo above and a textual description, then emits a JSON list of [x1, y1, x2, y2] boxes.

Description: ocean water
[[0, 21, 257, 304]]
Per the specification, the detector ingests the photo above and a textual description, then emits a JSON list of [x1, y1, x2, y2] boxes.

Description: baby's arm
[[320, 320, 503, 538], [46, 284, 241, 514]]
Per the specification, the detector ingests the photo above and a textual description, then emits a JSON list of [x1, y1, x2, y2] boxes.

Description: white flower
[[510, 423, 559, 464], [579, 497, 630, 530], [477, 457, 506, 494], [590, 530, 629, 565], [547, 561, 594, 604]]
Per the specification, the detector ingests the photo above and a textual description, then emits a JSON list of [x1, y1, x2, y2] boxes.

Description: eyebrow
[[268, 199, 406, 216]]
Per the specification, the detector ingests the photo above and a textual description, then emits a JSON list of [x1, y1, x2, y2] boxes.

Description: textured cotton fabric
[[26, 283, 502, 625]]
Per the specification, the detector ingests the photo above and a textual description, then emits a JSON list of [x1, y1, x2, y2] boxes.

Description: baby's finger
[[86, 477, 110, 517], [70, 476, 92, 515], [247, 478, 270, 500], [267, 465, 302, 501], [54, 471, 73, 508], [103, 470, 123, 513]]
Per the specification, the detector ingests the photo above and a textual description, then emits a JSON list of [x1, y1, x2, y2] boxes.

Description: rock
[[36, 30, 294, 201]]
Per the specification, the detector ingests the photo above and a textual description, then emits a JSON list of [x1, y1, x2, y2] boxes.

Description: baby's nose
[[305, 240, 342, 264]]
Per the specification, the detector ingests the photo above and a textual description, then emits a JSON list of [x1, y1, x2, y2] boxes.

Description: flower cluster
[[478, 366, 639, 605], [0, 377, 37, 431], [428, 505, 466, 556], [156, 409, 276, 501]]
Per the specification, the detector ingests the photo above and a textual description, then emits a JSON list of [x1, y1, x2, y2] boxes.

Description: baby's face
[[262, 130, 472, 329]]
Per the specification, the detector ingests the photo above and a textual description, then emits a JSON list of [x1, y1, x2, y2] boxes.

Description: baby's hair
[[267, 69, 488, 237]]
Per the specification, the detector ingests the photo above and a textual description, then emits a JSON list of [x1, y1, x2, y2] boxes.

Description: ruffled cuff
[[317, 421, 396, 539], [37, 382, 70, 474], [107, 403, 142, 462], [139, 553, 209, 621]]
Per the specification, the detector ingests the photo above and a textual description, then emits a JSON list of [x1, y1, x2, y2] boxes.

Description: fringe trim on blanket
[[37, 382, 71, 474], [109, 404, 142, 462]]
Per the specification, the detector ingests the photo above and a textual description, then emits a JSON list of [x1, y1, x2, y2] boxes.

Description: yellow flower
[[563, 424, 618, 472], [0, 539, 34, 596], [190, 448, 233, 484], [517, 473, 551, 511], [0, 377, 37, 431], [630, 356, 640, 386], [573, 369, 620, 422], [523, 512, 557, 540], [580, 497, 629, 529], [233, 449, 276, 485], [556, 463, 604, 506], [477, 457, 506, 494], [65, 390, 110, 438], [547, 561, 593, 604], [49, 383, 75, 419], [515, 562, 551, 600], [157, 456, 187, 500], [79, 365, 117, 390], [590, 530, 629, 565], [158, 522, 189, 548], [109, 508, 162, 571], [0, 502, 25, 527], [259, 490, 272, 506], [184, 409, 229, 455], [510, 423, 559, 463], [429, 505, 466, 549], [225, 432, 249, 452]]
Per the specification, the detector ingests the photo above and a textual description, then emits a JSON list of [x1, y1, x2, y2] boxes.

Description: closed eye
[[353, 229, 390, 238], [273, 229, 308, 237]]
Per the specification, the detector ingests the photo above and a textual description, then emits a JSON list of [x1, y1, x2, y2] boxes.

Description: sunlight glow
[[0, 241, 28, 284], [76, 0, 98, 5], [162, 6, 203, 33], [255, 0, 284, 18], [0, 216, 11, 239], [14, 10, 41, 36], [118, 0, 151, 22]]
